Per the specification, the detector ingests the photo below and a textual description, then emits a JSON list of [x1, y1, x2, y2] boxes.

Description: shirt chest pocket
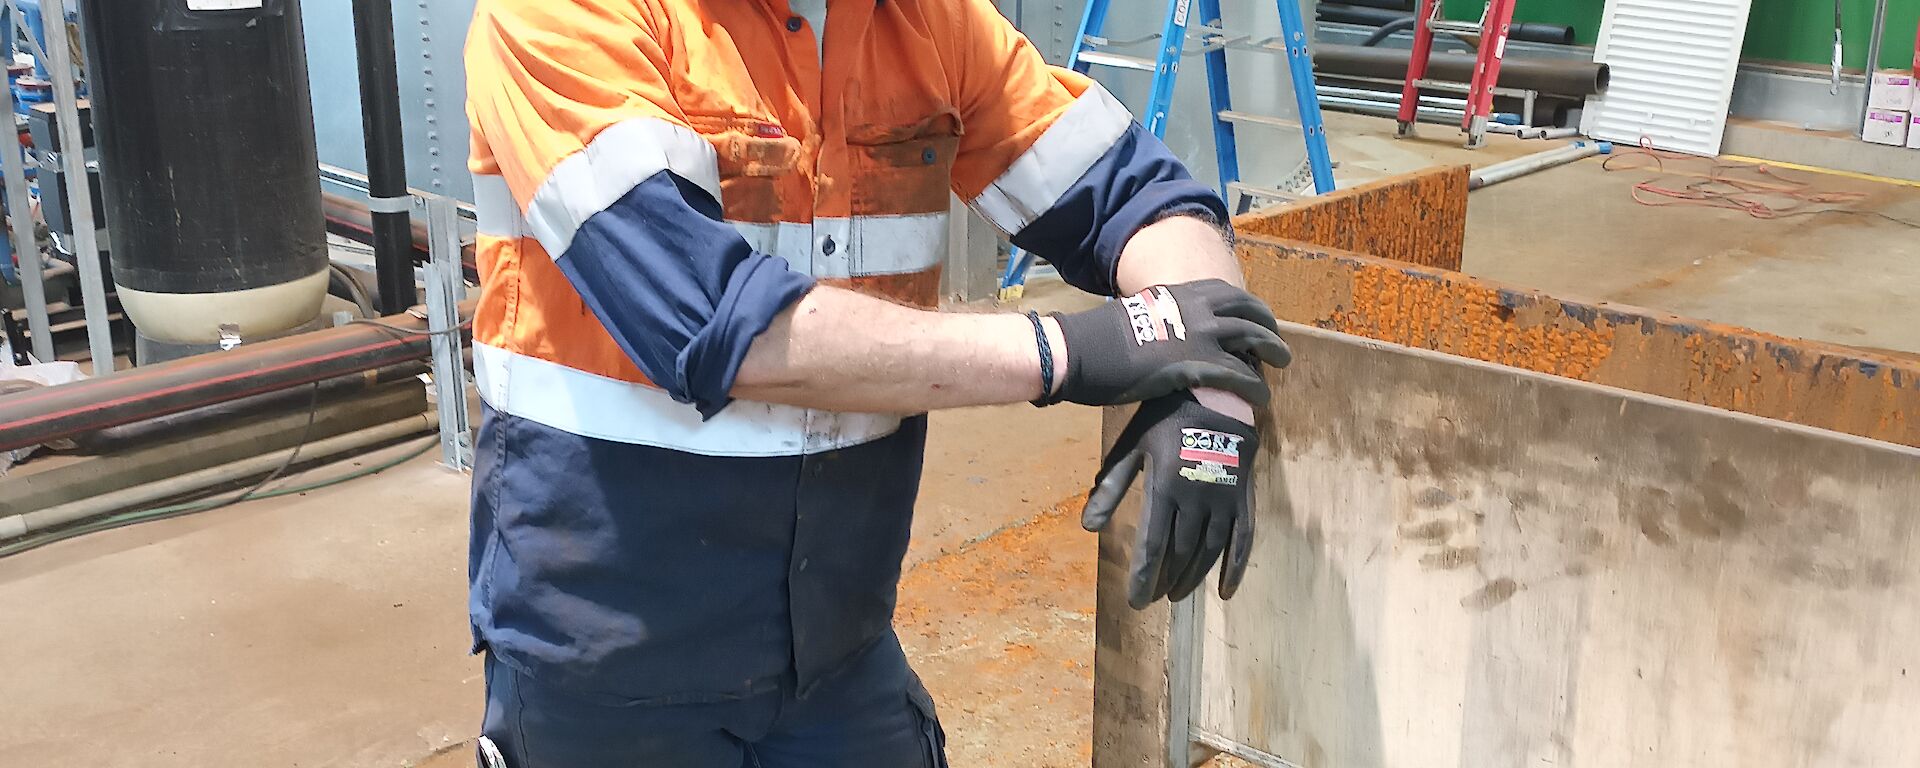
[[844, 109, 961, 217], [687, 115, 805, 223]]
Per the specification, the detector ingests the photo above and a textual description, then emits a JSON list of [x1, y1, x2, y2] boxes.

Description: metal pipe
[[0, 299, 473, 453], [39, 0, 112, 375], [423, 194, 471, 470], [321, 191, 478, 280], [351, 0, 417, 315], [1469, 141, 1610, 190], [1861, 0, 1891, 137], [1321, 93, 1469, 124], [70, 361, 428, 453], [5, 380, 426, 514], [1319, 83, 1469, 108], [1314, 43, 1610, 96], [0, 36, 49, 363], [0, 412, 437, 541], [1485, 124, 1579, 139]]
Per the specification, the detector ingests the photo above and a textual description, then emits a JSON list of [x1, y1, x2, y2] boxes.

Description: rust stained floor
[[1324, 111, 1920, 357]]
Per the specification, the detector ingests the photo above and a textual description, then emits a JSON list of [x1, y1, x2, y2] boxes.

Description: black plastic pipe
[[321, 191, 479, 282], [1361, 17, 1422, 47], [1336, 0, 1413, 10], [1319, 4, 1578, 46], [0, 301, 473, 453], [1314, 43, 1610, 96], [351, 0, 417, 315]]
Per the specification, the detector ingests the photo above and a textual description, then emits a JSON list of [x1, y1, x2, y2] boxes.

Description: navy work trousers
[[478, 632, 948, 767]]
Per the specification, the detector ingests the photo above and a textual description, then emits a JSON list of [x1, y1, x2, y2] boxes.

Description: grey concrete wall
[[1095, 322, 1920, 767]]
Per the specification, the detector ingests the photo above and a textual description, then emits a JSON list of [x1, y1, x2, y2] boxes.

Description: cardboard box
[[1906, 114, 1920, 149], [1870, 71, 1916, 111], [1864, 109, 1909, 146]]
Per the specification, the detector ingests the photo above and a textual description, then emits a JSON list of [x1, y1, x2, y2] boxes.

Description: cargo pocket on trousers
[[907, 677, 950, 768]]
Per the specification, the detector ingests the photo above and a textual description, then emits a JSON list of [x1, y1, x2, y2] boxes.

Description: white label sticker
[[186, 0, 263, 10]]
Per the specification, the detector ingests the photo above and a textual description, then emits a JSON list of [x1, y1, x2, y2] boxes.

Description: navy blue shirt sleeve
[[1009, 123, 1232, 296], [556, 171, 816, 418]]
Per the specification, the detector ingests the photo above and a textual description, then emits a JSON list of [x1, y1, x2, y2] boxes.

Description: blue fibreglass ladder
[[997, 0, 1336, 300]]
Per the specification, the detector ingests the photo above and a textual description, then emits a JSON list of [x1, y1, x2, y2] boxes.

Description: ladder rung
[[1227, 181, 1302, 202], [1077, 51, 1158, 72], [1428, 19, 1483, 36], [1217, 110, 1302, 131]]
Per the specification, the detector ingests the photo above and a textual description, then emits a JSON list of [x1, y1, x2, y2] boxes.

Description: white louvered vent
[[1581, 0, 1754, 156]]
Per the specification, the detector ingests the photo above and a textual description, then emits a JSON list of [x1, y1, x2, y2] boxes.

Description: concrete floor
[[8, 112, 1920, 767]]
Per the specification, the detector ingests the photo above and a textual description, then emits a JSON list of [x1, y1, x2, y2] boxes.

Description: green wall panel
[[1429, 0, 1919, 69]]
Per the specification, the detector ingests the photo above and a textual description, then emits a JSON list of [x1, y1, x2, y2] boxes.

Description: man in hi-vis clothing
[[464, 0, 1290, 763]]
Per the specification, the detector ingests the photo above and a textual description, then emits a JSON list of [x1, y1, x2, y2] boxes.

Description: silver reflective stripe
[[473, 342, 902, 456], [730, 214, 947, 279], [471, 174, 524, 238], [524, 117, 723, 259], [970, 84, 1133, 236]]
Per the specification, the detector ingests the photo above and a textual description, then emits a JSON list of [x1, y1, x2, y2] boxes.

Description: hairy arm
[[731, 214, 1248, 416], [733, 289, 1068, 413]]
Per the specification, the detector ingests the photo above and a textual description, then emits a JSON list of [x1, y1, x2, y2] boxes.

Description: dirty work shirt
[[463, 0, 1229, 701]]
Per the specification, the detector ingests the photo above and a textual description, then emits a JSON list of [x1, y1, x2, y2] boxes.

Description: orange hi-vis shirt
[[463, 0, 1225, 697], [465, 0, 1224, 455]]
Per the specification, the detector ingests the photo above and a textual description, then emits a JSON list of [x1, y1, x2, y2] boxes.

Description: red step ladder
[[1395, 0, 1518, 148]]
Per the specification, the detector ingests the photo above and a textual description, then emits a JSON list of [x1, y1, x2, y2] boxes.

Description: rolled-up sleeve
[[940, 0, 1229, 296], [466, 0, 813, 417]]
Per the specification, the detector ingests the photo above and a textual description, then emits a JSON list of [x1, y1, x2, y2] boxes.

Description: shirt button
[[922, 147, 937, 164], [798, 558, 810, 572], [786, 16, 804, 32], [821, 236, 837, 256]]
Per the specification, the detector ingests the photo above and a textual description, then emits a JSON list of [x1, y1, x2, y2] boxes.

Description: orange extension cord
[[1599, 137, 1920, 228]]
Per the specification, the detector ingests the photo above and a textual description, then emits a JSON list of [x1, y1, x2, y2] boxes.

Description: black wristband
[[1026, 311, 1059, 407]]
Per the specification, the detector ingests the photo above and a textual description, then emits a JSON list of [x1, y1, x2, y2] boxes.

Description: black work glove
[[1048, 279, 1290, 407], [1082, 392, 1258, 609]]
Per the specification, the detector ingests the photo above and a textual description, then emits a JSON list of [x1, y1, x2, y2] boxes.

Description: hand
[[1047, 280, 1290, 407], [1081, 391, 1258, 609]]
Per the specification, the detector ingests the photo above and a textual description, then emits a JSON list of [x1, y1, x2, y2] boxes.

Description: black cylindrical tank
[[77, 0, 327, 344]]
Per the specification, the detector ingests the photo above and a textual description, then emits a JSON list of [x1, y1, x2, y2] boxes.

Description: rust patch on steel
[[1233, 165, 1470, 271], [1240, 236, 1920, 449]]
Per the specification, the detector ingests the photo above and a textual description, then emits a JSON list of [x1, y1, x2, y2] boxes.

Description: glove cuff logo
[[1123, 286, 1189, 345], [1178, 428, 1242, 485]]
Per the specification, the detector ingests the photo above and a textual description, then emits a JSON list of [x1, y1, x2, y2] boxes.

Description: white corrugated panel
[[1581, 0, 1754, 156]]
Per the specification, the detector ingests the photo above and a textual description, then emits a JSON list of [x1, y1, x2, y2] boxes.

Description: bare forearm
[[1115, 214, 1244, 292], [734, 286, 1066, 413]]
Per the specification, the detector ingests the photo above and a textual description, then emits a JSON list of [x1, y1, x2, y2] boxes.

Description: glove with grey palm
[[1045, 279, 1290, 407], [1081, 391, 1259, 609]]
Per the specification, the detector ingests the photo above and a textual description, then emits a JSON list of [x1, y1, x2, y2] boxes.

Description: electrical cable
[[221, 381, 322, 508], [0, 435, 437, 559], [348, 316, 472, 337], [1601, 138, 1920, 229], [0, 380, 324, 558], [328, 262, 379, 319]]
